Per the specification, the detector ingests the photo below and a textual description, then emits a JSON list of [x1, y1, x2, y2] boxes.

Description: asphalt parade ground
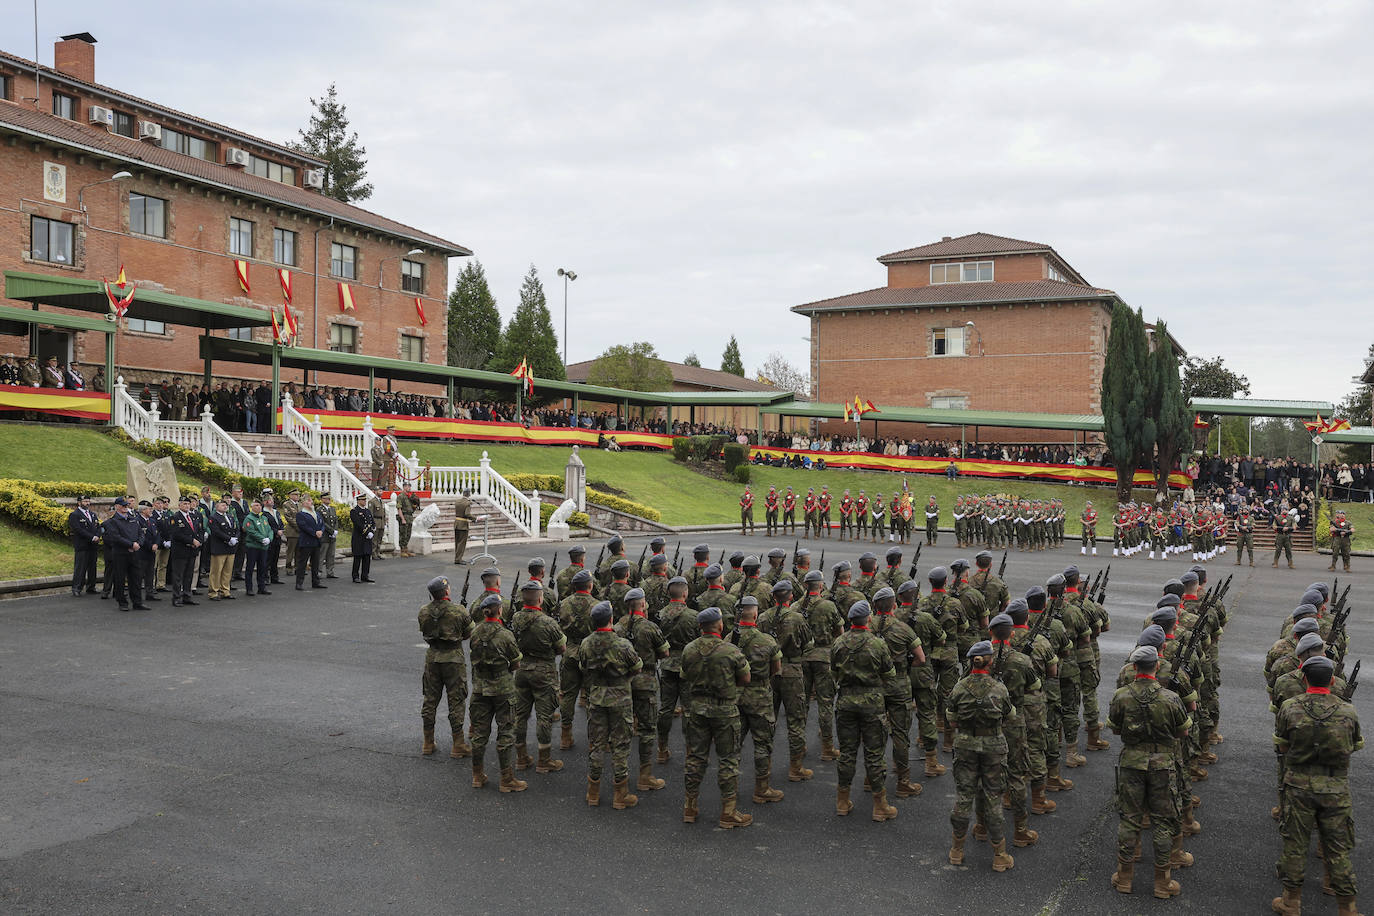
[[1, 531, 1368, 915]]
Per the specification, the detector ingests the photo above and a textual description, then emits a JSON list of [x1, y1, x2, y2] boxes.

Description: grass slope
[[1, 516, 71, 580], [0, 422, 211, 489], [1329, 501, 1374, 552]]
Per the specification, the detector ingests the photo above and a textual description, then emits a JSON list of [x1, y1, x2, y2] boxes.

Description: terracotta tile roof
[[0, 100, 471, 255], [877, 232, 1053, 263], [565, 357, 779, 392], [792, 279, 1118, 314]]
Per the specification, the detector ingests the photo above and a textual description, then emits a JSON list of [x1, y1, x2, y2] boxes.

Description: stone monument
[[564, 445, 586, 512], [126, 455, 181, 504], [546, 499, 577, 541], [408, 503, 441, 556]]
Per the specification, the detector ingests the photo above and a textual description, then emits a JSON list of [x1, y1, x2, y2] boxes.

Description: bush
[[723, 443, 746, 473], [505, 473, 562, 492], [688, 435, 718, 464], [1315, 499, 1332, 548], [587, 488, 661, 522], [0, 479, 72, 536], [733, 464, 751, 484], [671, 437, 690, 462]]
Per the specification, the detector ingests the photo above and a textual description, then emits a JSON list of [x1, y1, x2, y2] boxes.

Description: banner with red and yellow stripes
[[0, 386, 112, 420], [275, 408, 677, 449]]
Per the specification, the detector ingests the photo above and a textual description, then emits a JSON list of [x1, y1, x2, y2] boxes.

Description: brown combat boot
[[1013, 817, 1039, 847], [1182, 805, 1202, 836], [820, 737, 839, 761], [1270, 886, 1302, 915], [718, 795, 752, 828], [560, 723, 574, 750], [972, 822, 988, 842], [836, 785, 853, 816], [682, 792, 698, 823], [788, 754, 814, 782], [1046, 764, 1074, 791], [657, 742, 671, 764], [872, 789, 898, 822], [586, 776, 600, 807], [499, 767, 528, 793], [948, 832, 966, 865], [1064, 743, 1087, 768], [924, 748, 947, 777], [991, 839, 1015, 872], [515, 746, 533, 770], [471, 761, 488, 789], [1335, 896, 1362, 915], [1153, 865, 1180, 899], [752, 772, 784, 804], [612, 778, 638, 809], [1169, 836, 1194, 868], [422, 727, 436, 756], [895, 766, 923, 798], [1111, 856, 1134, 894], [637, 762, 665, 791], [1086, 727, 1110, 751], [536, 745, 564, 774], [1199, 748, 1219, 764], [942, 724, 954, 754], [450, 737, 472, 759], [1031, 783, 1057, 814]]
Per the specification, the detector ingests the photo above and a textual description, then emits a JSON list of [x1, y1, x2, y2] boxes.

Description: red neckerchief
[[595, 626, 614, 632], [776, 602, 790, 610], [971, 668, 989, 675], [484, 616, 503, 622], [484, 587, 500, 593], [575, 589, 591, 595], [1066, 587, 1079, 594], [1165, 633, 1176, 640], [861, 571, 875, 578], [572, 562, 584, 569], [1013, 624, 1029, 630], [694, 562, 707, 567], [521, 605, 541, 612], [631, 611, 647, 618], [992, 639, 1011, 646], [708, 584, 724, 591], [1306, 686, 1331, 695], [874, 610, 892, 616], [808, 590, 822, 598], [850, 624, 869, 631], [613, 578, 628, 584], [1135, 673, 1157, 680], [703, 631, 722, 639], [931, 588, 945, 594], [738, 621, 757, 628]]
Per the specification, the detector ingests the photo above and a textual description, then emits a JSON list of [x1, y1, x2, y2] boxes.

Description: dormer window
[[930, 261, 993, 284]]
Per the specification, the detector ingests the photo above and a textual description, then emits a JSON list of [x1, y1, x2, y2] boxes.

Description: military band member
[[1234, 509, 1255, 567], [870, 492, 887, 542], [855, 490, 870, 540], [838, 490, 855, 540], [803, 487, 819, 537], [1328, 509, 1354, 573], [818, 486, 833, 537], [1273, 509, 1296, 569], [739, 486, 755, 535], [782, 486, 798, 534], [764, 486, 780, 536]]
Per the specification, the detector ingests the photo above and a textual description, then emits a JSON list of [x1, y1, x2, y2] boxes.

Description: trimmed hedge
[[723, 442, 746, 473], [733, 464, 751, 484], [0, 479, 73, 538], [671, 437, 690, 462], [0, 479, 126, 498], [1315, 500, 1332, 548]]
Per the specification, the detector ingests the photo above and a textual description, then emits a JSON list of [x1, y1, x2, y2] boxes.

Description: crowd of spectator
[[1186, 480, 1317, 531], [1321, 460, 1373, 503]]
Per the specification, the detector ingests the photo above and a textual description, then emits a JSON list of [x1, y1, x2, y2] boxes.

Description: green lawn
[[1329, 500, 1374, 552], [0, 422, 211, 489], [1, 516, 71, 580]]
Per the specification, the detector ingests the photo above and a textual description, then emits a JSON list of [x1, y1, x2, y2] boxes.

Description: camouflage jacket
[[469, 620, 521, 696], [872, 613, 920, 698], [879, 565, 911, 594], [970, 569, 1008, 614], [555, 563, 593, 600], [918, 590, 963, 665], [758, 604, 812, 675], [681, 634, 747, 717], [830, 627, 894, 713], [947, 672, 1012, 753], [1272, 670, 1349, 721], [511, 606, 566, 676], [418, 598, 473, 665], [579, 628, 641, 707], [1011, 626, 1056, 689], [798, 593, 843, 663], [829, 582, 866, 615], [1116, 658, 1175, 689], [698, 586, 738, 635], [990, 640, 1037, 721], [604, 580, 632, 620], [1276, 691, 1363, 793], [659, 602, 701, 674], [733, 624, 780, 713], [902, 603, 947, 659], [1108, 676, 1189, 770], [615, 612, 668, 691], [558, 591, 597, 655]]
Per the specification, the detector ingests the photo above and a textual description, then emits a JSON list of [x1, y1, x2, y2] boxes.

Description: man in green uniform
[[925, 496, 940, 545], [732, 596, 785, 804], [656, 581, 700, 763], [879, 545, 909, 593], [1272, 655, 1363, 916], [831, 600, 898, 822], [1328, 509, 1354, 573], [949, 559, 989, 667], [467, 593, 525, 793], [681, 607, 753, 828], [615, 586, 670, 792], [723, 550, 746, 593], [396, 483, 421, 556], [1027, 585, 1073, 792], [596, 535, 626, 587], [828, 560, 865, 615], [685, 543, 713, 607], [604, 559, 634, 619], [700, 564, 737, 634], [1273, 509, 1296, 568], [1048, 574, 1091, 769], [511, 580, 567, 775], [739, 486, 755, 535], [900, 578, 946, 778], [558, 569, 597, 750], [580, 601, 642, 809], [798, 569, 843, 762], [556, 544, 592, 598], [1234, 508, 1255, 567], [1108, 644, 1191, 898], [1008, 598, 1057, 815], [947, 641, 1015, 871], [971, 549, 1009, 614], [1064, 565, 1109, 753], [760, 578, 814, 782], [418, 576, 474, 759], [1270, 632, 1349, 823], [918, 566, 963, 754], [989, 612, 1040, 849], [872, 586, 925, 800]]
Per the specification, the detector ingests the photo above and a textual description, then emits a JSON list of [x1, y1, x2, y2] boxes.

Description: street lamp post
[[964, 320, 985, 356], [557, 268, 577, 365]]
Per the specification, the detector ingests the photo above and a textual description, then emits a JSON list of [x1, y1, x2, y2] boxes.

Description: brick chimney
[[54, 33, 97, 83]]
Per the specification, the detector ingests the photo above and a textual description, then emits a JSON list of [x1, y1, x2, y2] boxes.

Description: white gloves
[[229, 537, 238, 546], [262, 537, 271, 546]]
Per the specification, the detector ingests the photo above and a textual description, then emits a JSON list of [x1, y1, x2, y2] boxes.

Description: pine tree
[[294, 84, 373, 202], [1101, 303, 1151, 501], [1148, 319, 1192, 498], [446, 260, 501, 371], [720, 336, 745, 377], [682, 352, 701, 368], [493, 265, 565, 399]]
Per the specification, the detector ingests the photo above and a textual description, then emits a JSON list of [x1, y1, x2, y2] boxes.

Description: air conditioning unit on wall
[[303, 169, 325, 189], [88, 105, 113, 127], [225, 148, 250, 167], [138, 121, 162, 143]]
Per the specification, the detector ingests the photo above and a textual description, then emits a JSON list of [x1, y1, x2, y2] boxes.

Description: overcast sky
[[7, 1, 1371, 406]]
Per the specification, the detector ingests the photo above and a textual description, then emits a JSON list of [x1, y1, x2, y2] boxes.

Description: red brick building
[[0, 34, 468, 392], [793, 232, 1151, 442]]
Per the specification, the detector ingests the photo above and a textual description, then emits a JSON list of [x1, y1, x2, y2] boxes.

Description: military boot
[[1153, 866, 1180, 899], [1064, 741, 1087, 768], [1169, 836, 1194, 868], [515, 746, 533, 770], [1182, 805, 1202, 836], [422, 726, 436, 756], [991, 840, 1015, 872], [788, 754, 814, 782], [1111, 856, 1134, 894], [498, 767, 528, 793], [895, 766, 923, 798], [752, 771, 784, 803], [450, 736, 472, 759], [471, 761, 488, 789], [1270, 887, 1301, 915], [1199, 747, 1219, 764], [948, 832, 966, 865], [657, 742, 671, 764], [1030, 783, 1057, 814], [972, 821, 988, 842], [941, 724, 954, 754], [718, 795, 752, 828], [1046, 764, 1074, 791], [585, 776, 600, 807], [924, 748, 947, 777], [872, 789, 898, 822], [1086, 727, 1110, 751], [1335, 896, 1362, 915], [820, 737, 839, 761], [612, 779, 638, 810], [836, 785, 853, 816], [536, 745, 564, 774], [682, 792, 698, 823], [636, 761, 665, 791], [560, 723, 574, 750], [1013, 817, 1039, 847]]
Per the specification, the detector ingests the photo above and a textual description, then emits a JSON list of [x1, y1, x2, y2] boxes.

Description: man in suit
[[169, 495, 202, 606], [102, 498, 149, 611], [262, 490, 285, 583], [152, 496, 173, 593], [207, 498, 239, 601], [453, 488, 475, 565], [318, 493, 340, 579], [351, 493, 377, 583], [196, 486, 215, 589], [68, 494, 101, 597], [229, 484, 250, 583], [135, 501, 163, 603], [294, 495, 327, 591]]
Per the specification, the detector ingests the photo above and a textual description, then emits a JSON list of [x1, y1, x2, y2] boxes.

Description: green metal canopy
[[1317, 426, 1374, 445], [1189, 397, 1333, 418], [5, 270, 274, 330]]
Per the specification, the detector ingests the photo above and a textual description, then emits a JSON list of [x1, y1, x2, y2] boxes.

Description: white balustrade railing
[[425, 464, 483, 498], [257, 462, 336, 494], [317, 426, 368, 462], [199, 408, 258, 476], [112, 378, 151, 441], [333, 460, 375, 504], [151, 420, 203, 451], [280, 396, 320, 457], [478, 452, 538, 536]]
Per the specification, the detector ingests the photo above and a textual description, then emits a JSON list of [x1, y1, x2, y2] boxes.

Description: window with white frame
[[931, 396, 969, 410], [400, 334, 424, 362], [932, 326, 966, 356], [930, 261, 993, 284], [1048, 264, 1069, 282], [229, 218, 254, 257], [330, 242, 357, 279]]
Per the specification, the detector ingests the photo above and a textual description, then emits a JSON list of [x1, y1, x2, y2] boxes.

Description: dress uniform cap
[[1137, 625, 1166, 648], [1291, 603, 1317, 620], [590, 602, 614, 627], [1301, 589, 1325, 607], [872, 586, 895, 602], [1129, 645, 1159, 664], [625, 587, 645, 602], [697, 607, 722, 626], [1295, 633, 1325, 655], [804, 569, 825, 584], [847, 600, 871, 621], [885, 546, 903, 562], [572, 569, 593, 587], [705, 564, 723, 579], [1300, 655, 1335, 677], [138, 499, 152, 508], [989, 612, 1014, 629], [427, 576, 449, 599], [1291, 617, 1320, 636], [967, 640, 994, 659], [1150, 607, 1177, 625]]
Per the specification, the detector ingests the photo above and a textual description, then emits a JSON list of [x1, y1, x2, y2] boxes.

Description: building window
[[932, 326, 966, 357], [930, 261, 993, 284], [52, 92, 77, 119], [126, 318, 166, 334], [160, 126, 218, 162], [273, 228, 297, 266], [129, 193, 167, 238], [226, 327, 254, 341], [330, 242, 357, 280], [1048, 264, 1068, 282], [400, 334, 424, 362], [329, 323, 357, 353], [0, 75, 10, 101], [400, 259, 424, 294], [247, 154, 296, 186], [112, 111, 135, 137], [931, 396, 969, 410], [30, 216, 74, 264], [229, 218, 254, 257]]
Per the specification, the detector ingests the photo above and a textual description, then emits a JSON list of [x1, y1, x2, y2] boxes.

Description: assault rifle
[[459, 568, 472, 606], [1169, 587, 1218, 692], [671, 540, 682, 574], [997, 549, 1008, 579], [908, 543, 922, 580], [594, 543, 605, 576], [1094, 565, 1112, 606], [548, 552, 559, 587], [633, 544, 648, 585], [790, 539, 800, 575], [1327, 602, 1355, 662], [1085, 569, 1103, 604], [1346, 659, 1360, 700], [509, 575, 519, 609], [718, 547, 726, 566], [1330, 583, 1352, 619]]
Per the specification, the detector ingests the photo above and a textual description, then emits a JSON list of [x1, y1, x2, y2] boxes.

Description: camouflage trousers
[[1278, 785, 1357, 896], [1003, 717, 1030, 819], [1078, 659, 1101, 729], [739, 703, 777, 779], [630, 679, 659, 761], [1043, 678, 1062, 768], [1022, 695, 1049, 784], [950, 747, 1008, 844], [835, 705, 888, 787], [469, 691, 516, 769], [804, 511, 818, 537], [772, 673, 807, 758], [684, 712, 742, 797], [802, 660, 835, 745], [514, 660, 559, 749], [1117, 766, 1181, 868], [657, 670, 684, 744], [558, 650, 583, 724], [1082, 527, 1096, 549], [586, 701, 633, 782], [421, 660, 467, 734], [1059, 673, 1082, 748], [934, 661, 958, 727], [1236, 532, 1253, 562], [911, 663, 940, 751], [399, 521, 412, 550], [884, 689, 913, 769]]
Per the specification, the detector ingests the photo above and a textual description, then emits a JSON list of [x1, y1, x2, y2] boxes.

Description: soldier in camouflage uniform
[[918, 566, 964, 754], [1272, 655, 1363, 916], [595, 535, 626, 588], [763, 546, 794, 596], [474, 566, 510, 624], [700, 564, 737, 635], [798, 569, 843, 761], [831, 600, 898, 822], [604, 559, 634, 619], [760, 578, 815, 782], [681, 607, 753, 828], [900, 579, 946, 778], [558, 569, 597, 750], [949, 559, 989, 668], [656, 579, 700, 763], [418, 576, 474, 759], [827, 560, 866, 616], [723, 550, 746, 593], [947, 641, 1016, 871], [971, 549, 1009, 614], [879, 545, 910, 594], [615, 587, 670, 792], [467, 593, 525, 793], [1108, 644, 1191, 899], [1064, 565, 1110, 753], [511, 580, 567, 775], [1270, 632, 1348, 822], [640, 537, 668, 581], [1048, 574, 1091, 769], [732, 597, 785, 804], [855, 551, 881, 598], [642, 553, 671, 615], [555, 544, 594, 600], [872, 587, 925, 800], [990, 613, 1040, 848], [925, 496, 940, 545], [730, 555, 770, 608], [580, 601, 642, 809], [1008, 599, 1057, 814], [525, 557, 560, 616], [685, 543, 712, 607], [1027, 585, 1073, 793]]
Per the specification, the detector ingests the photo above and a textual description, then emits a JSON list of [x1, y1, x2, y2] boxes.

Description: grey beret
[[668, 576, 688, 587], [481, 566, 501, 578], [989, 613, 1014, 629], [1292, 604, 1318, 620], [612, 559, 631, 572], [1292, 618, 1320, 637], [739, 596, 759, 608], [1301, 655, 1335, 677], [885, 546, 903, 561], [1137, 625, 1166, 648], [427, 576, 449, 599], [590, 602, 614, 626], [804, 570, 824, 584], [967, 640, 994, 659], [771, 580, 793, 595], [897, 579, 920, 596], [705, 564, 723, 578], [928, 565, 948, 582], [1129, 645, 1159, 664], [527, 557, 546, 570], [1150, 607, 1178, 625], [975, 550, 993, 563], [1301, 589, 1325, 607], [697, 607, 722, 626], [1295, 633, 1325, 655], [624, 587, 645, 602], [476, 594, 503, 615], [847, 600, 872, 621], [767, 547, 787, 560], [651, 553, 668, 567], [872, 586, 895, 602], [949, 558, 970, 572], [572, 569, 593, 586]]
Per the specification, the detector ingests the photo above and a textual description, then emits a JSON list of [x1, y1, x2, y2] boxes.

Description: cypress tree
[[1148, 319, 1192, 498], [1101, 302, 1151, 501]]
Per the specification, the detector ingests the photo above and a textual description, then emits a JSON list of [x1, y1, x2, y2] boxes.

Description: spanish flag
[[271, 309, 286, 344], [278, 268, 292, 304], [116, 264, 127, 285], [509, 358, 534, 397], [414, 297, 427, 327], [1304, 415, 1353, 434], [234, 259, 251, 295], [283, 302, 300, 340], [338, 282, 357, 312], [1193, 414, 1210, 428], [843, 401, 853, 422], [104, 280, 135, 318]]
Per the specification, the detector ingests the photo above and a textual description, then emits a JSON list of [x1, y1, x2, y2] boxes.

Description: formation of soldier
[[952, 494, 1066, 551]]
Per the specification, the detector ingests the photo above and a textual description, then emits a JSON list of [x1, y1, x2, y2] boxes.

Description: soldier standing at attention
[[971, 549, 1010, 614], [283, 489, 301, 573], [782, 486, 797, 534], [418, 576, 474, 759], [685, 544, 713, 608], [558, 569, 597, 750], [396, 483, 421, 557], [615, 587, 670, 792], [798, 570, 843, 762], [838, 490, 855, 541], [818, 485, 833, 537], [1108, 645, 1191, 898], [681, 607, 753, 828], [926, 495, 940, 546], [1273, 509, 1296, 569], [580, 601, 643, 810], [900, 579, 947, 778], [739, 486, 755, 536], [803, 487, 819, 538], [947, 641, 1016, 872], [1328, 509, 1355, 573], [870, 492, 887, 543], [657, 584, 700, 763], [349, 494, 376, 583], [723, 550, 746, 593], [855, 490, 870, 541], [467, 594, 525, 793], [831, 600, 898, 822], [764, 486, 779, 536], [733, 597, 785, 804], [872, 586, 925, 801], [596, 535, 626, 587], [1272, 655, 1363, 916], [1007, 599, 1057, 815], [512, 581, 567, 776], [556, 544, 593, 598], [1234, 508, 1255, 567], [989, 612, 1040, 850], [452, 488, 475, 566], [919, 566, 964, 754]]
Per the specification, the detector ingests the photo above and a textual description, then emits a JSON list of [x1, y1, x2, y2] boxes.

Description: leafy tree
[[1100, 303, 1151, 501], [756, 351, 810, 397], [492, 265, 565, 403], [447, 261, 500, 369], [1147, 320, 1192, 497], [586, 342, 674, 391], [294, 84, 372, 202], [1182, 355, 1251, 401], [682, 352, 701, 368], [1333, 342, 1374, 464], [720, 336, 745, 377]]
